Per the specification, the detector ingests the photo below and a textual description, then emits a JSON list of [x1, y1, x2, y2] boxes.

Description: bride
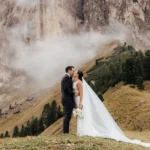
[[73, 70, 150, 148]]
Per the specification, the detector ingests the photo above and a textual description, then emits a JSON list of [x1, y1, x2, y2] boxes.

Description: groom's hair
[[65, 66, 74, 73]]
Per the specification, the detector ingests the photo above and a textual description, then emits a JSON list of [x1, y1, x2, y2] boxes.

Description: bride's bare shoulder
[[76, 80, 83, 86]]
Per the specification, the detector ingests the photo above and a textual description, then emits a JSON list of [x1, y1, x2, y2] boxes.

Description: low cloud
[[16, 0, 37, 6], [9, 20, 130, 89]]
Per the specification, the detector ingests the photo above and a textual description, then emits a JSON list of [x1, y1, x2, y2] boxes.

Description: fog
[[16, 0, 37, 6], [9, 20, 130, 89]]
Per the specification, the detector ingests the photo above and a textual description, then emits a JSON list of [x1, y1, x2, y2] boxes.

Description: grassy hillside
[[1, 42, 150, 150], [0, 41, 118, 136], [104, 81, 150, 131], [0, 85, 62, 136], [0, 134, 150, 150], [41, 82, 150, 138]]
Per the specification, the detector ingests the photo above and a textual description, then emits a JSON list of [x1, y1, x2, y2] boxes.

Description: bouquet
[[72, 108, 84, 119]]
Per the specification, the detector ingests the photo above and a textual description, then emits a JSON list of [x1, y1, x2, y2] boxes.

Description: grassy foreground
[[0, 135, 149, 150]]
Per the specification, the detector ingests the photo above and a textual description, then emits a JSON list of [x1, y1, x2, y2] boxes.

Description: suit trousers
[[63, 101, 74, 133]]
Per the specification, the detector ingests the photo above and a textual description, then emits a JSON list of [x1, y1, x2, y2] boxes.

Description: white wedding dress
[[73, 78, 150, 148]]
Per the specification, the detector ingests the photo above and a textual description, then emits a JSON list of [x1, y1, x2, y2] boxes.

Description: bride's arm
[[77, 81, 83, 109]]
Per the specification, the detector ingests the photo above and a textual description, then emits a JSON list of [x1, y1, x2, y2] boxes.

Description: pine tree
[[123, 57, 137, 84], [48, 100, 57, 125], [0, 133, 4, 138], [13, 126, 19, 137], [57, 106, 63, 119], [31, 117, 39, 136], [134, 57, 143, 79], [38, 116, 45, 134], [19, 125, 26, 137], [42, 103, 51, 128], [108, 63, 116, 79], [24, 121, 32, 136], [5, 131, 10, 137], [96, 59, 99, 65], [34, 117, 39, 135], [143, 51, 150, 80]]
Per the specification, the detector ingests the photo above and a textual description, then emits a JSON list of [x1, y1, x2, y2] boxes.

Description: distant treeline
[[0, 100, 63, 138], [86, 44, 150, 101]]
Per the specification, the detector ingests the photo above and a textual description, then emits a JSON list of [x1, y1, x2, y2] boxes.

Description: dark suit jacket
[[61, 74, 75, 107]]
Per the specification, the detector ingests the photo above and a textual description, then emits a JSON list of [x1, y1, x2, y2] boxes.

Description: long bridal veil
[[82, 78, 150, 148]]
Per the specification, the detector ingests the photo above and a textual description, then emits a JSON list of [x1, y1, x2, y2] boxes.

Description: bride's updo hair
[[77, 71, 83, 81]]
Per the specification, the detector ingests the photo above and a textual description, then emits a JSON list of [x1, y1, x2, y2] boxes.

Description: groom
[[61, 66, 78, 134]]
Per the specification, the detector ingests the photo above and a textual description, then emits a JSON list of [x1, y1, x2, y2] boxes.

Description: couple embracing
[[61, 66, 150, 148]]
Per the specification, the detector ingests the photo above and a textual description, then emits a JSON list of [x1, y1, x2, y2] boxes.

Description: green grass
[[0, 135, 149, 150]]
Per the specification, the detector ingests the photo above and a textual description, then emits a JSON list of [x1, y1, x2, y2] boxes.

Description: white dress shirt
[[65, 73, 70, 77]]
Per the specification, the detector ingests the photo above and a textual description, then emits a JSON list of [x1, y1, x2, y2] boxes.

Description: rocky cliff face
[[0, 0, 150, 107], [76, 0, 150, 47], [1, 0, 150, 43]]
